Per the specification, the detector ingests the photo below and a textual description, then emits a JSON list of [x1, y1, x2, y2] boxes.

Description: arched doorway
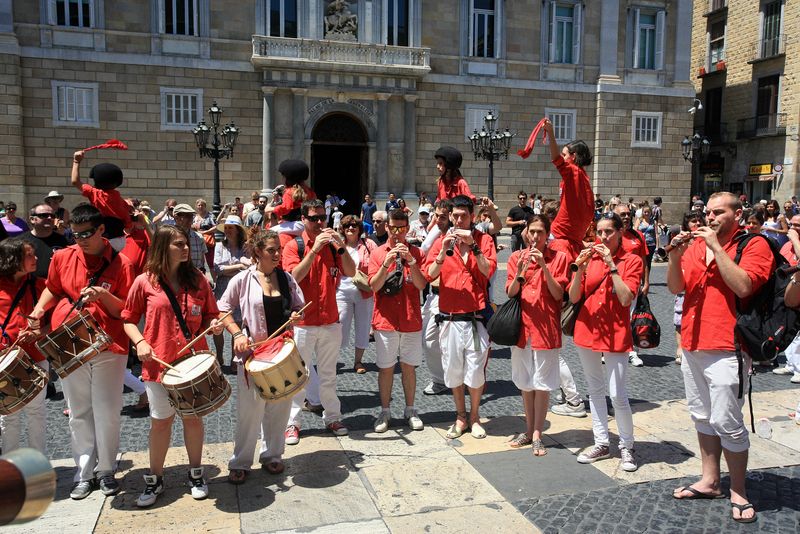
[[311, 113, 368, 216]]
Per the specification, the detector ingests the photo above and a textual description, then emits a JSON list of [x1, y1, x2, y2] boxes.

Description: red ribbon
[[83, 139, 128, 152], [516, 118, 548, 160]]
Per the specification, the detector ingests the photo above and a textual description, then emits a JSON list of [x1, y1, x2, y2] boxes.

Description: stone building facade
[[1, 1, 694, 221], [690, 0, 797, 201]]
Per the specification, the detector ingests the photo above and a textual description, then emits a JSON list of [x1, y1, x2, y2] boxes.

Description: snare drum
[[0, 347, 48, 416], [246, 338, 308, 402], [161, 352, 231, 418], [36, 310, 112, 379]]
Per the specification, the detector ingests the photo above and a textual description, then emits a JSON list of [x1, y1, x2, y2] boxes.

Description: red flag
[[516, 118, 548, 160], [83, 139, 128, 152]]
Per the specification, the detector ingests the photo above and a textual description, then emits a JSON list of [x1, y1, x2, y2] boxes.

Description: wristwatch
[[470, 243, 482, 255], [609, 266, 618, 274]]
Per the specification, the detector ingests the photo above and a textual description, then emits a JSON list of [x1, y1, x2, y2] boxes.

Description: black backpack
[[631, 293, 661, 349]]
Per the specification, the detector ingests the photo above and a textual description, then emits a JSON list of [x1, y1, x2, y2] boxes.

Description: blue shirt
[[362, 202, 377, 223]]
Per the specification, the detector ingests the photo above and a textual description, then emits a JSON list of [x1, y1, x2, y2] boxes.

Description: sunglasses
[[73, 227, 99, 240], [304, 215, 326, 223], [373, 219, 386, 224], [6, 207, 16, 212], [343, 223, 360, 229], [388, 224, 408, 233], [32, 213, 54, 219]]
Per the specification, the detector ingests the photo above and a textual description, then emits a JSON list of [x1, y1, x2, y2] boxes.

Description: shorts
[[375, 330, 423, 368], [144, 381, 176, 420], [510, 345, 559, 391], [439, 319, 489, 389]]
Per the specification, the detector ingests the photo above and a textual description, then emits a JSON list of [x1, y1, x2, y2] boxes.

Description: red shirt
[[121, 273, 218, 382], [0, 276, 47, 362], [46, 242, 135, 354], [680, 231, 774, 352], [550, 157, 594, 244], [506, 248, 569, 349], [573, 250, 644, 353], [424, 229, 497, 313], [780, 240, 798, 266], [368, 244, 423, 332], [283, 231, 340, 326], [80, 183, 132, 231], [273, 185, 317, 219], [620, 229, 648, 259], [437, 176, 475, 202], [121, 227, 150, 277]]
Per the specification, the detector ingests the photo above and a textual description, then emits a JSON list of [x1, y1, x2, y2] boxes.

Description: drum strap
[[159, 279, 195, 343], [0, 275, 36, 343], [274, 268, 293, 328], [65, 249, 118, 315]]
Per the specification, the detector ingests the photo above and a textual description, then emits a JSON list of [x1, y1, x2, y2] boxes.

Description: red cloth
[[780, 240, 798, 266], [0, 276, 47, 362], [436, 176, 475, 202], [282, 231, 340, 326], [573, 250, 644, 353], [80, 183, 132, 231], [83, 139, 128, 152], [121, 227, 150, 277], [368, 244, 424, 332], [620, 229, 648, 259], [424, 230, 497, 313], [680, 231, 774, 352], [505, 248, 569, 349], [517, 118, 548, 159], [46, 242, 135, 354], [273, 185, 317, 219], [548, 237, 584, 263], [251, 332, 293, 362], [121, 273, 219, 382], [550, 157, 594, 244]]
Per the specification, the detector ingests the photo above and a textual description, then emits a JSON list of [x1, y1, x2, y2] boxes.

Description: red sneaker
[[326, 421, 349, 436], [284, 425, 300, 445]]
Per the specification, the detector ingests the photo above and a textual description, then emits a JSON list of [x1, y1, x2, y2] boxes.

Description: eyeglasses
[[6, 207, 16, 212], [32, 213, 54, 219], [73, 227, 99, 240], [373, 219, 386, 224], [388, 224, 408, 233], [343, 223, 360, 230], [518, 197, 527, 201], [304, 215, 326, 223]]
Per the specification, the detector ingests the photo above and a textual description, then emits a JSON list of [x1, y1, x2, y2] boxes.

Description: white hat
[[45, 190, 64, 201], [418, 205, 431, 214], [216, 215, 245, 233]]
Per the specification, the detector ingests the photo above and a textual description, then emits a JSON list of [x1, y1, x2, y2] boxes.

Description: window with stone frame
[[386, 0, 410, 46], [630, 7, 665, 70], [465, 104, 501, 138], [265, 0, 298, 38], [469, 0, 496, 58], [546, 1, 582, 65], [761, 0, 783, 58], [545, 108, 577, 144], [161, 88, 203, 130], [708, 18, 725, 65], [49, 0, 94, 28], [161, 0, 198, 36], [52, 81, 99, 128], [631, 111, 662, 148]]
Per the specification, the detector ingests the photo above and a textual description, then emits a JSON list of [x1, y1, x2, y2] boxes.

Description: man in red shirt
[[29, 203, 135, 500], [614, 203, 649, 367], [779, 214, 800, 266], [434, 146, 475, 202], [425, 195, 497, 440], [282, 199, 355, 441], [368, 209, 428, 433], [667, 192, 774, 523]]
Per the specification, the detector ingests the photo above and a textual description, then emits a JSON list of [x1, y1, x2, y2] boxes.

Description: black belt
[[431, 287, 439, 295], [436, 312, 483, 323]]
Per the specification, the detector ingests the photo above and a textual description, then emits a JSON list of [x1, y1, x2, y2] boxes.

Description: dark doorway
[[311, 113, 367, 216]]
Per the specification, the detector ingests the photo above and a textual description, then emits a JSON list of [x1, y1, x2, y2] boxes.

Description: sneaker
[[553, 387, 565, 405], [188, 467, 208, 500], [551, 401, 587, 418], [773, 366, 793, 375], [620, 447, 638, 472], [374, 410, 391, 433], [405, 409, 424, 431], [675, 355, 682, 365], [98, 474, 120, 496], [791, 373, 800, 384], [302, 400, 324, 415], [136, 474, 164, 508], [577, 444, 611, 464], [628, 352, 644, 367], [423, 381, 448, 395], [284, 425, 300, 445], [70, 479, 96, 500], [327, 420, 349, 436]]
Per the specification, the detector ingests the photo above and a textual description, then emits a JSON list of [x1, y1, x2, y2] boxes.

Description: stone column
[[291, 88, 307, 160], [261, 87, 275, 191], [0, 2, 25, 209], [598, 0, 621, 84], [673, 0, 693, 87], [375, 93, 391, 197], [402, 94, 417, 198]]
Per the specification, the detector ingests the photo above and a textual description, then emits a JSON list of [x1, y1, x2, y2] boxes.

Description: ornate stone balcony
[[251, 35, 430, 78]]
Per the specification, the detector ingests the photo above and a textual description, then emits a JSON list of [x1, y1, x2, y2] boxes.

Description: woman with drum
[[122, 225, 223, 508], [217, 229, 304, 484], [0, 239, 48, 454], [569, 212, 643, 472]]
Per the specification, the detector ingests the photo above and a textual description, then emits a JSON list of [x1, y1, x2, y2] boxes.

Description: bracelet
[[382, 262, 391, 269], [135, 338, 146, 347], [471, 244, 482, 255], [515, 276, 525, 283], [308, 249, 317, 256], [232, 331, 245, 339]]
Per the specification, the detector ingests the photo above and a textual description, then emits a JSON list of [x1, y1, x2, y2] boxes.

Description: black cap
[[89, 163, 123, 190], [278, 159, 309, 185], [434, 146, 463, 170]]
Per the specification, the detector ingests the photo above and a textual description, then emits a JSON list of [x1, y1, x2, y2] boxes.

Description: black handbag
[[631, 293, 661, 348], [561, 271, 610, 336], [486, 295, 522, 346]]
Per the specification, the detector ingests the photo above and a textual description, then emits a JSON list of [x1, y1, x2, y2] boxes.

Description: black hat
[[278, 159, 309, 185], [89, 163, 123, 190], [434, 146, 462, 170]]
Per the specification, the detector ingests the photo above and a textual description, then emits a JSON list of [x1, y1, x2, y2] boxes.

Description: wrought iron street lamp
[[192, 101, 240, 230], [681, 133, 710, 200], [468, 110, 514, 199]]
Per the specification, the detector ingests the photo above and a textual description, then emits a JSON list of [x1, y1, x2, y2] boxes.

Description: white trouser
[[61, 351, 126, 482], [422, 292, 444, 384], [576, 347, 635, 450], [439, 318, 489, 389], [229, 365, 293, 470], [288, 324, 342, 426], [681, 349, 749, 453], [0, 360, 49, 454], [559, 355, 582, 404], [784, 331, 800, 373], [123, 368, 146, 395], [336, 287, 373, 350]]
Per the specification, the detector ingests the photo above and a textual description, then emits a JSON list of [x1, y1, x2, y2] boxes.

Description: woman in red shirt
[[505, 215, 569, 456], [122, 225, 222, 508], [569, 212, 643, 472], [265, 159, 317, 236]]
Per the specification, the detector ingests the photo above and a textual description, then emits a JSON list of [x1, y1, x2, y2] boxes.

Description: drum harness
[[0, 274, 38, 348], [159, 278, 206, 372], [63, 250, 118, 317]]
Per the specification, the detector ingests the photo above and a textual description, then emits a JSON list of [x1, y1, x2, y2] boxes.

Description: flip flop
[[731, 502, 757, 523], [672, 486, 726, 500], [228, 469, 247, 485], [354, 362, 367, 374]]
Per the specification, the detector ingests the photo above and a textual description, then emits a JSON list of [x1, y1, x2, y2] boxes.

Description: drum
[[246, 338, 308, 402], [35, 311, 112, 379], [0, 347, 48, 416], [161, 352, 230, 418]]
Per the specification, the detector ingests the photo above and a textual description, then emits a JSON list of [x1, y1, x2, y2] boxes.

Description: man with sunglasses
[[29, 203, 136, 500], [20, 203, 68, 278], [368, 211, 389, 246], [283, 199, 356, 440], [506, 191, 534, 251]]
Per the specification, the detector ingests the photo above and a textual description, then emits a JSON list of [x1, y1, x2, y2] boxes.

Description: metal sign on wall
[[749, 163, 773, 175]]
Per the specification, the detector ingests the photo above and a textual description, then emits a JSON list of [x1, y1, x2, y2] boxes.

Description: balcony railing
[[251, 35, 431, 77], [736, 113, 786, 139], [751, 34, 786, 62], [705, 0, 726, 15]]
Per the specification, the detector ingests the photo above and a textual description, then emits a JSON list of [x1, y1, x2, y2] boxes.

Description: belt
[[435, 312, 484, 352], [431, 287, 439, 295]]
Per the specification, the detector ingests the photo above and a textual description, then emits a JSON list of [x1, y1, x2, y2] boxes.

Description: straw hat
[[216, 215, 245, 233]]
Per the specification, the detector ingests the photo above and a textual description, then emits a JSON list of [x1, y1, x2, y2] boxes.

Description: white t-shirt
[[332, 211, 344, 230]]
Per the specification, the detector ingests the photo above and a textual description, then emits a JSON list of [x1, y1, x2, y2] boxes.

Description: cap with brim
[[216, 215, 245, 233], [45, 190, 64, 202], [173, 203, 195, 215], [418, 206, 431, 214], [693, 201, 704, 207]]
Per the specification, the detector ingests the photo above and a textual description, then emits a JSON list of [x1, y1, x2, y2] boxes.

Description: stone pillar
[[0, 3, 25, 209], [375, 93, 391, 197], [291, 88, 307, 160], [262, 87, 275, 191], [402, 94, 417, 198], [598, 0, 621, 84], [673, 0, 693, 87]]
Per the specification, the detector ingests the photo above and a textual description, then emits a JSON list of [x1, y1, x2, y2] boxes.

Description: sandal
[[228, 469, 247, 485], [731, 502, 757, 523], [354, 362, 367, 374], [263, 461, 285, 475], [445, 422, 467, 439], [470, 422, 486, 439], [508, 434, 532, 448], [532, 439, 547, 457], [672, 486, 725, 500]]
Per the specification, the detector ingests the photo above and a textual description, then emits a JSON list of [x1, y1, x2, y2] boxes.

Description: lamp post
[[192, 101, 240, 232], [468, 110, 514, 199], [681, 133, 710, 201]]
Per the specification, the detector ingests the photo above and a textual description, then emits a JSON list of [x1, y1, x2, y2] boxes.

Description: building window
[[52, 81, 99, 128], [266, 0, 297, 38], [761, 1, 783, 58], [756, 74, 780, 128], [162, 0, 198, 36], [547, 2, 581, 64], [704, 87, 723, 142], [51, 0, 93, 28], [708, 19, 725, 65], [470, 0, 495, 58], [161, 88, 202, 129], [632, 8, 665, 70], [465, 105, 500, 138], [631, 111, 662, 148], [387, 0, 409, 46], [709, 0, 726, 12], [545, 108, 576, 144]]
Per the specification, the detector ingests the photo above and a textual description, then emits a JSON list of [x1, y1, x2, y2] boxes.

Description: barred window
[[161, 88, 203, 129], [631, 111, 662, 148], [545, 108, 576, 144], [52, 81, 99, 128], [163, 0, 198, 36], [53, 0, 93, 27]]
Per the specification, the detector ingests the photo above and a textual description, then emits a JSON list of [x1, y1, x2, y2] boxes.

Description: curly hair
[[145, 225, 200, 291], [246, 227, 280, 261], [0, 239, 33, 279]]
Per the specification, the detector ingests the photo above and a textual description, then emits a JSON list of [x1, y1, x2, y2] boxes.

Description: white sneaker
[[620, 447, 638, 472], [423, 381, 448, 395], [551, 401, 587, 418], [136, 474, 164, 508], [405, 408, 424, 431], [374, 410, 391, 433], [628, 352, 644, 367], [188, 467, 208, 500], [791, 373, 800, 384], [577, 444, 611, 464], [772, 366, 793, 375]]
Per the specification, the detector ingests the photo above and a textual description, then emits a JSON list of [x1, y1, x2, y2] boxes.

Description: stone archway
[[311, 113, 368, 215]]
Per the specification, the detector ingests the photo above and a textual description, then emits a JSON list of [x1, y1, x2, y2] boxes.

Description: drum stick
[[175, 310, 233, 357], [248, 301, 313, 350], [151, 356, 179, 372]]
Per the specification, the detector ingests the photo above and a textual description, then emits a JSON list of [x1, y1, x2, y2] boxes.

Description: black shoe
[[98, 474, 121, 496], [46, 382, 57, 399]]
